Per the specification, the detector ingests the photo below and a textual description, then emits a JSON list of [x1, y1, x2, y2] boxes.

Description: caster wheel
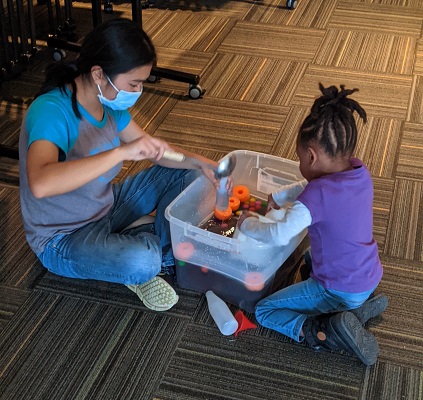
[[189, 84, 204, 99], [286, 0, 298, 9], [64, 18, 76, 31], [21, 52, 33, 64], [1, 67, 8, 81], [53, 48, 66, 61], [147, 74, 159, 83], [104, 3, 113, 13], [32, 47, 44, 60], [8, 60, 23, 77]]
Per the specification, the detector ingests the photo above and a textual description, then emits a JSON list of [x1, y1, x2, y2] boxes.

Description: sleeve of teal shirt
[[25, 94, 78, 154]]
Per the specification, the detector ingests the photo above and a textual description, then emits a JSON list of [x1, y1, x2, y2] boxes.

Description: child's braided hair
[[298, 83, 367, 157]]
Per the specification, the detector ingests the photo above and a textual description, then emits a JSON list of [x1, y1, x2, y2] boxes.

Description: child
[[19, 18, 222, 312], [237, 84, 387, 366]]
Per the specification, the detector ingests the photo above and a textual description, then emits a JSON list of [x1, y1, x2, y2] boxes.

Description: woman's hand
[[120, 135, 169, 161], [202, 164, 235, 194]]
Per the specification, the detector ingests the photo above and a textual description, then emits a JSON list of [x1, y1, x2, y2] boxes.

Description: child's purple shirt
[[297, 158, 383, 293]]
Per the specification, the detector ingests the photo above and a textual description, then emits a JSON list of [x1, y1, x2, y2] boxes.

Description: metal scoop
[[215, 153, 236, 179]]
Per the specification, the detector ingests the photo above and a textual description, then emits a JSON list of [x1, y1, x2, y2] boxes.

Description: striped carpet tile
[[383, 179, 423, 260], [144, 10, 234, 52], [217, 21, 325, 62], [375, 258, 423, 369], [244, 0, 337, 29], [314, 29, 417, 74], [362, 359, 423, 400], [328, 1, 423, 36], [0, 291, 189, 400], [396, 122, 423, 180], [270, 106, 308, 159], [201, 53, 308, 105], [355, 117, 403, 179], [153, 46, 214, 74], [0, 187, 45, 288], [286, 0, 338, 29], [0, 158, 19, 188], [155, 97, 287, 154], [0, 100, 29, 147], [413, 39, 423, 75], [407, 75, 423, 123], [0, 285, 30, 335], [145, 0, 253, 20], [129, 86, 183, 134], [154, 322, 366, 400], [291, 64, 412, 120], [242, 0, 296, 26], [372, 177, 395, 250]]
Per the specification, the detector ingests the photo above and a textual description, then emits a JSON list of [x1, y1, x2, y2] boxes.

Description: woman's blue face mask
[[97, 75, 142, 110]]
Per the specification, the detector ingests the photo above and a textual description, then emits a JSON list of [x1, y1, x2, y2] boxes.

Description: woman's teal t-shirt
[[19, 87, 131, 254]]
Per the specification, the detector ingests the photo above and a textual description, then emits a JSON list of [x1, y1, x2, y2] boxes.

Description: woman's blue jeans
[[38, 165, 200, 285], [255, 277, 375, 342]]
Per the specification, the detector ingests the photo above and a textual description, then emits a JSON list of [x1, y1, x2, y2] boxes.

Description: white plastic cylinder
[[205, 290, 238, 336]]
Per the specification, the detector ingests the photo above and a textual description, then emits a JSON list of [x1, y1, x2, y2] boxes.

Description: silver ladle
[[163, 150, 236, 211], [215, 153, 236, 179]]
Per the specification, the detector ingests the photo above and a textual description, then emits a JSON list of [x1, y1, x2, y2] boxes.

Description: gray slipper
[[127, 277, 179, 311]]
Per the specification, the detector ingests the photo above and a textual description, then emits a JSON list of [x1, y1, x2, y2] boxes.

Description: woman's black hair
[[35, 18, 157, 119], [298, 83, 367, 158]]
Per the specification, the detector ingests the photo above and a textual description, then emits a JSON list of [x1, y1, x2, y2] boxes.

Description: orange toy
[[214, 206, 232, 221], [232, 185, 250, 202], [174, 242, 195, 260], [244, 271, 265, 291], [229, 196, 241, 211]]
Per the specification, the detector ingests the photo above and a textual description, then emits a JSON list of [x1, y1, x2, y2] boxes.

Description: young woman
[[237, 84, 387, 365], [19, 18, 221, 312]]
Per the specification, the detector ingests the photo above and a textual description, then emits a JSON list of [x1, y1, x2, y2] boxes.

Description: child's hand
[[237, 211, 257, 228], [267, 193, 280, 213]]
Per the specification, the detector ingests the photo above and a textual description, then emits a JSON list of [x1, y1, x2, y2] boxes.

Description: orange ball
[[244, 272, 265, 291], [214, 206, 232, 221], [200, 266, 209, 274], [233, 185, 250, 202], [174, 242, 195, 260], [229, 196, 241, 211]]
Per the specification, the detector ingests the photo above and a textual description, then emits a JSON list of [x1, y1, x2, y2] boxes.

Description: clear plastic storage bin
[[165, 150, 308, 312]]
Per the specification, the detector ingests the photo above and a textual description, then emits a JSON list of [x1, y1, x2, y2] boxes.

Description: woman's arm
[[27, 139, 126, 198], [26, 131, 169, 198], [120, 119, 221, 190]]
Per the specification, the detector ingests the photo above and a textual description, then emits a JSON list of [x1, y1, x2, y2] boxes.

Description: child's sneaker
[[126, 277, 179, 311], [351, 294, 388, 325], [303, 312, 380, 366]]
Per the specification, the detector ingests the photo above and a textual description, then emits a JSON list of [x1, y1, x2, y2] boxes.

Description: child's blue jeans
[[255, 277, 375, 342], [38, 165, 200, 285]]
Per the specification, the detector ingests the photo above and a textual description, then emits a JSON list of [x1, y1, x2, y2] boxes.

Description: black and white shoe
[[351, 293, 388, 325], [303, 312, 380, 366]]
